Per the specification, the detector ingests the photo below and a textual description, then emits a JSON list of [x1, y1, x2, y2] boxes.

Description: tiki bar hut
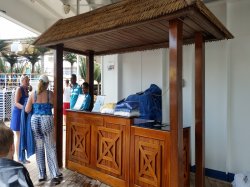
[[34, 0, 233, 186]]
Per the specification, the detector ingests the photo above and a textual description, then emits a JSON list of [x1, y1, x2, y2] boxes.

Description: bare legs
[[13, 130, 30, 163], [63, 115, 66, 126], [13, 131, 20, 161]]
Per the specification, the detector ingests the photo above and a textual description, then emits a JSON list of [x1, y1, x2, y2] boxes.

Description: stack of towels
[[100, 103, 116, 114], [114, 101, 140, 117]]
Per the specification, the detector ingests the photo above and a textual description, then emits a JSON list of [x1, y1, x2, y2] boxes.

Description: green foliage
[[64, 53, 77, 75], [79, 56, 86, 80], [64, 53, 77, 64], [0, 40, 8, 53], [1, 52, 19, 72], [22, 52, 40, 73], [35, 63, 41, 74], [23, 53, 40, 64], [0, 58, 7, 73], [22, 46, 49, 74], [94, 63, 101, 83], [36, 46, 50, 54], [0, 40, 50, 74], [79, 56, 101, 83], [13, 64, 25, 73]]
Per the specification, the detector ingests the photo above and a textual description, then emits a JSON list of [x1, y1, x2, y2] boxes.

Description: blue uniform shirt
[[70, 84, 82, 109], [80, 93, 91, 111]]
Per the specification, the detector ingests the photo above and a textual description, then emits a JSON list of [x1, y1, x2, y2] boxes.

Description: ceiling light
[[11, 41, 22, 53], [63, 4, 71, 14]]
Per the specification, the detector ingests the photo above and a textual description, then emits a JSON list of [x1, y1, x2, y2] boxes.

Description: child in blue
[[80, 82, 91, 111]]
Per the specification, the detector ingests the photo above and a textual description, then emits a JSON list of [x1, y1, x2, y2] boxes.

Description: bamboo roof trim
[[34, 0, 233, 55], [195, 0, 232, 39]]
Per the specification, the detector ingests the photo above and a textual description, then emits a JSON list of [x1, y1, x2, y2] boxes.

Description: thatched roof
[[34, 0, 233, 55]]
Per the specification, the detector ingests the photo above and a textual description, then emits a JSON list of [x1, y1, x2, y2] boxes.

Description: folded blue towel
[[19, 100, 35, 163], [115, 101, 139, 111]]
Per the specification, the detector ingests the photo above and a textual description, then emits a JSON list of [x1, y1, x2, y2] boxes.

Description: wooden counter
[[66, 110, 190, 187]]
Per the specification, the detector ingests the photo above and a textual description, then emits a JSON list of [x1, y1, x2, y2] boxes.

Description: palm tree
[[94, 63, 101, 95], [79, 56, 87, 80], [0, 41, 8, 73], [34, 63, 41, 74], [1, 52, 18, 73], [64, 53, 77, 75], [79, 57, 102, 95], [0, 40, 8, 54], [22, 51, 40, 74], [13, 63, 25, 73], [0, 58, 7, 73], [21, 43, 50, 75]]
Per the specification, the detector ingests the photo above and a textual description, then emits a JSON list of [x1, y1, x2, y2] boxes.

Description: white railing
[[0, 90, 14, 121], [0, 73, 39, 90]]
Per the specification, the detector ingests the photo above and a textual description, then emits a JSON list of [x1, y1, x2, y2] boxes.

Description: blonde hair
[[37, 80, 48, 94], [20, 74, 29, 84]]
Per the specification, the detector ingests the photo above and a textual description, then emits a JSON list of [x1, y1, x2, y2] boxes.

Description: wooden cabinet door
[[130, 127, 170, 187], [130, 127, 190, 187], [91, 116, 131, 185], [66, 112, 103, 168], [69, 122, 90, 164], [67, 117, 91, 166]]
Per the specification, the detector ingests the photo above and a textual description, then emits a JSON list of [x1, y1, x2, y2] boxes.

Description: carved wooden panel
[[96, 126, 122, 175], [69, 122, 90, 164], [135, 138, 162, 187], [66, 111, 190, 187]]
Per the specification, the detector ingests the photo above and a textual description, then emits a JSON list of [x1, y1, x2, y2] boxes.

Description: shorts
[[63, 102, 70, 115]]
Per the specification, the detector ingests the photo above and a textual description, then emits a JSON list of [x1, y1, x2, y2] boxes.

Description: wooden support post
[[169, 19, 183, 187], [195, 32, 205, 187], [54, 44, 64, 168], [86, 50, 94, 110]]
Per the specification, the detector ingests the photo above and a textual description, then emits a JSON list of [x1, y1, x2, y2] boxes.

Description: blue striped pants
[[31, 114, 60, 179]]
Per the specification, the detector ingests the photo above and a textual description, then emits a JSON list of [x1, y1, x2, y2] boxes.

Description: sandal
[[24, 160, 30, 164], [51, 178, 61, 185], [38, 178, 47, 182], [57, 173, 63, 178]]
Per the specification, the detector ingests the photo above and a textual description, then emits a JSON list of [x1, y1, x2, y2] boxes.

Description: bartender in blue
[[70, 74, 82, 109]]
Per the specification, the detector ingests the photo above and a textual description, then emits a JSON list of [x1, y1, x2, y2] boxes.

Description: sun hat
[[39, 75, 49, 83]]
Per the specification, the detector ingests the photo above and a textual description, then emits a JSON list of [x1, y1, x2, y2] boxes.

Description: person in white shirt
[[63, 79, 71, 125]]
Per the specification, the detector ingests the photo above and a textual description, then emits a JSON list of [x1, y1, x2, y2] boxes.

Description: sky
[[0, 16, 38, 40]]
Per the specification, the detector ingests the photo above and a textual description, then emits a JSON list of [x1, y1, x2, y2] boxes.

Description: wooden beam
[[54, 44, 64, 168], [195, 32, 205, 187], [95, 42, 169, 55], [189, 10, 225, 40], [169, 19, 184, 187], [86, 50, 94, 111]]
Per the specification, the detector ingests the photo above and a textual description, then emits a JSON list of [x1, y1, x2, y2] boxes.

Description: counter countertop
[[67, 110, 190, 131]]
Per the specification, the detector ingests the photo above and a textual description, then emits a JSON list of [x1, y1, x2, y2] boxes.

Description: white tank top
[[63, 86, 71, 103]]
